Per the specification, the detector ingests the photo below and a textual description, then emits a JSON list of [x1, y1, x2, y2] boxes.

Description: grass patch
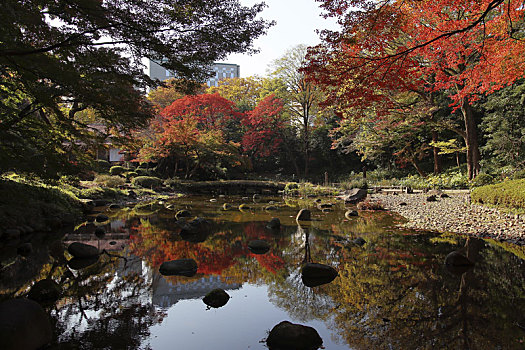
[[0, 174, 82, 231], [470, 179, 525, 210]]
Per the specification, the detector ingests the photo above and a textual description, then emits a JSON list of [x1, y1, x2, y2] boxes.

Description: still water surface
[[1, 195, 525, 349]]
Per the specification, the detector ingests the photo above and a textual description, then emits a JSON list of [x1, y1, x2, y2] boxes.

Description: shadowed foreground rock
[[266, 321, 323, 350], [203, 288, 230, 309], [67, 256, 100, 270], [0, 298, 52, 350], [301, 263, 338, 287], [159, 259, 198, 277], [27, 279, 60, 304]]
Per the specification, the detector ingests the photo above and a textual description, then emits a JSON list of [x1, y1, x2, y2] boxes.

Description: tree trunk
[[303, 105, 309, 178], [461, 98, 480, 180], [432, 130, 442, 174], [411, 159, 426, 177]]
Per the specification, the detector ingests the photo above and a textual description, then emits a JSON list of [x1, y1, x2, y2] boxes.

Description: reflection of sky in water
[[149, 284, 348, 350]]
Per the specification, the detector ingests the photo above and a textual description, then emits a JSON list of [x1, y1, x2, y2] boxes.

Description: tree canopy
[[0, 0, 272, 176]]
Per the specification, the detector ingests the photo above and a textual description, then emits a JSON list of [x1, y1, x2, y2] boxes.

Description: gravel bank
[[370, 192, 525, 246]]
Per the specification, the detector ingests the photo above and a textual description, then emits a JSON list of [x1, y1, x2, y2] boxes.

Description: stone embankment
[[371, 192, 525, 246]]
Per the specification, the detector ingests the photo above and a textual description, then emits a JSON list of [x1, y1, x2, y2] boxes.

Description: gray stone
[[265, 205, 279, 211], [266, 321, 323, 350], [175, 209, 192, 220], [67, 256, 99, 270], [301, 263, 338, 288], [222, 203, 232, 210], [0, 298, 52, 350], [95, 214, 109, 222], [340, 188, 368, 204], [27, 279, 60, 303], [239, 203, 252, 210]]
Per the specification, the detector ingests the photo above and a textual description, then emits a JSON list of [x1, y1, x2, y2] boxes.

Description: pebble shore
[[370, 192, 525, 246]]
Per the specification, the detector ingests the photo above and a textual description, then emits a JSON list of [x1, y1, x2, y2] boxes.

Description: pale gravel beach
[[370, 192, 525, 246]]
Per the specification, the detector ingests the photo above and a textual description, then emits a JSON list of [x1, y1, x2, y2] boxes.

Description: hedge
[[132, 176, 163, 189], [470, 179, 525, 210]]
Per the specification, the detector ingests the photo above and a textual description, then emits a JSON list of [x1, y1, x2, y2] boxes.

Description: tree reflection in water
[[1, 196, 524, 349]]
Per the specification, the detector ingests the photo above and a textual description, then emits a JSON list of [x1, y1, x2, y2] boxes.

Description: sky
[[223, 0, 339, 77]]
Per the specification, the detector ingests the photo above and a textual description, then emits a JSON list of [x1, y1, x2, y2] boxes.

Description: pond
[[1, 195, 525, 349]]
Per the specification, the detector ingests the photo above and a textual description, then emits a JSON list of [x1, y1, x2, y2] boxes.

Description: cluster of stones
[[373, 192, 525, 245]]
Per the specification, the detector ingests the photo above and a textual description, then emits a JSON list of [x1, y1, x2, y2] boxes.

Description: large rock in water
[[159, 259, 198, 277], [203, 288, 230, 309], [0, 298, 53, 350], [340, 188, 367, 204], [301, 263, 338, 287], [266, 321, 323, 350], [267, 218, 281, 230], [296, 209, 311, 221], [248, 240, 270, 254], [67, 242, 99, 258], [179, 217, 213, 243]]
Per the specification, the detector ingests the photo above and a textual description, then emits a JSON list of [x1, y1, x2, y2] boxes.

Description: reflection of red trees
[[128, 220, 286, 277]]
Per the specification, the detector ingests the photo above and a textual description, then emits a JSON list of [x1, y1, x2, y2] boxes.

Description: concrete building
[[147, 59, 240, 87]]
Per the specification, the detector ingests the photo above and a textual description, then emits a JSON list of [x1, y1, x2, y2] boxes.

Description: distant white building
[[147, 59, 240, 87]]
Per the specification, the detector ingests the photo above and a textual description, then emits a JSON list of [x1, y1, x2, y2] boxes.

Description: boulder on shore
[[0, 298, 53, 350], [345, 210, 358, 219], [339, 188, 367, 204], [159, 259, 198, 277], [266, 321, 323, 350]]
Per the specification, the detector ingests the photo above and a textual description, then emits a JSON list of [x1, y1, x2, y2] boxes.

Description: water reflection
[[0, 195, 524, 349]]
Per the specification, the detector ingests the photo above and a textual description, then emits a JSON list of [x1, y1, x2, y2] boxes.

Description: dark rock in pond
[[301, 263, 338, 287], [95, 214, 109, 222], [27, 279, 60, 303], [445, 251, 474, 276], [322, 208, 332, 213], [0, 298, 52, 350], [109, 241, 117, 246], [209, 198, 217, 202], [340, 188, 368, 204], [80, 199, 95, 213], [399, 202, 408, 206], [17, 243, 33, 257], [248, 240, 270, 254], [175, 209, 192, 220], [67, 256, 99, 270], [314, 198, 322, 203], [222, 203, 232, 210], [180, 217, 213, 243], [94, 227, 106, 238], [267, 218, 281, 230], [296, 209, 311, 221], [353, 237, 367, 246], [253, 194, 261, 200], [109, 203, 121, 210], [86, 216, 96, 223], [319, 203, 333, 209], [159, 259, 198, 277], [345, 210, 358, 219], [203, 288, 230, 308], [239, 203, 252, 210], [265, 205, 279, 211], [266, 321, 323, 350], [441, 193, 450, 198], [67, 242, 99, 259]]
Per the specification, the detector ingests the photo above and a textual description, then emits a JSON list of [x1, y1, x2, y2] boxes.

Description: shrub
[[471, 179, 525, 209], [124, 171, 138, 180], [96, 159, 111, 173], [109, 165, 127, 176], [136, 168, 151, 176], [78, 186, 125, 199], [341, 178, 368, 190], [512, 168, 525, 180], [132, 176, 163, 189], [470, 173, 494, 187], [94, 174, 126, 188], [284, 182, 300, 195]]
